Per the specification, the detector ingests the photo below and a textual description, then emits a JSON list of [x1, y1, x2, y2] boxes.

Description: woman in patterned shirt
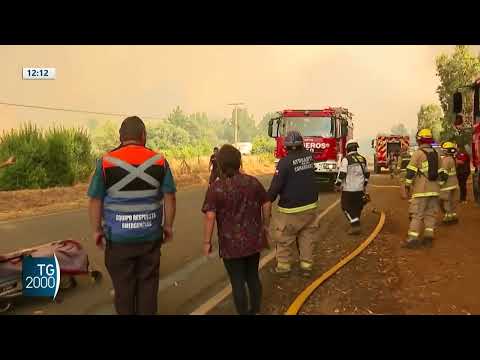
[[202, 145, 272, 315]]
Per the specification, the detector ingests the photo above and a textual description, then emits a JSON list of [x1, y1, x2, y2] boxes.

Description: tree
[[166, 106, 188, 128], [86, 118, 98, 132], [257, 112, 277, 136], [221, 108, 258, 143], [91, 120, 119, 155], [417, 104, 443, 141], [146, 122, 191, 151], [252, 135, 276, 154], [436, 45, 480, 141], [163, 107, 219, 146], [390, 123, 409, 136]]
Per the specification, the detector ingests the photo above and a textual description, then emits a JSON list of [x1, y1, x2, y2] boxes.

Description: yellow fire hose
[[285, 210, 386, 315]]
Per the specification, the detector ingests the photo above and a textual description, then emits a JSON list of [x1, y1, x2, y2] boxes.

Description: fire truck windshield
[[284, 116, 333, 137]]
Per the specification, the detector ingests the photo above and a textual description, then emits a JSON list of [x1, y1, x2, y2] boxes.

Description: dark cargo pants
[[105, 240, 161, 315], [341, 191, 364, 227]]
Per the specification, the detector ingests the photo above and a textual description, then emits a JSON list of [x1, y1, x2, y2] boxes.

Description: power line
[[0, 101, 166, 121]]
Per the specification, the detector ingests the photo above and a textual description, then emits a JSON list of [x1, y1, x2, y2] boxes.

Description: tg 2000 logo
[[22, 255, 60, 299]]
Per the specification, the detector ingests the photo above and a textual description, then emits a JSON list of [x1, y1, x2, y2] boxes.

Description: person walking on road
[[202, 144, 271, 315], [87, 116, 177, 315], [402, 129, 448, 249], [456, 147, 471, 203], [208, 146, 219, 185], [389, 150, 400, 179], [335, 139, 370, 235], [0, 156, 15, 169], [440, 141, 460, 224], [267, 130, 319, 277]]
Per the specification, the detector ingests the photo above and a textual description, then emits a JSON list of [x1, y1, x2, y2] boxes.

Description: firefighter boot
[[443, 213, 453, 224], [273, 262, 291, 276], [299, 261, 313, 278], [422, 228, 434, 248], [348, 224, 361, 235], [402, 232, 422, 249], [450, 212, 459, 224]]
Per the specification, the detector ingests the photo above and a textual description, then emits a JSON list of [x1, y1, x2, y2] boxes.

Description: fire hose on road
[[285, 209, 386, 315]]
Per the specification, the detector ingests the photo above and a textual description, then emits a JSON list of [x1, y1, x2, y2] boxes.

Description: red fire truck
[[268, 108, 353, 188], [452, 78, 480, 204], [372, 135, 410, 174]]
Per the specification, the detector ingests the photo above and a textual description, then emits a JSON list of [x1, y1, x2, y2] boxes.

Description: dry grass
[[168, 154, 275, 188], [0, 154, 275, 221]]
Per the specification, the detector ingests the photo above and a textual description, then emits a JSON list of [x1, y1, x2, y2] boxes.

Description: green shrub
[[0, 123, 95, 190], [252, 135, 276, 155]]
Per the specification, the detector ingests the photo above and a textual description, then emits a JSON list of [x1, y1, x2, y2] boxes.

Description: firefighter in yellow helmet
[[439, 141, 460, 224], [401, 129, 449, 249]]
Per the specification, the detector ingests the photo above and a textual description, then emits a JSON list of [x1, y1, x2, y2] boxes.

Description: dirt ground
[[260, 174, 480, 315]]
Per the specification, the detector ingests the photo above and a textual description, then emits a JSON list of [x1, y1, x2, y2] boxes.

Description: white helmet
[[346, 139, 359, 152]]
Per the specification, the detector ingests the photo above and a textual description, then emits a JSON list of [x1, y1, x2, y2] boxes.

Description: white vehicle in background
[[234, 142, 253, 155]]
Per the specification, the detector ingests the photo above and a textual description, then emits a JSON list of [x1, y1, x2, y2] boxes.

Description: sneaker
[[401, 239, 422, 249]]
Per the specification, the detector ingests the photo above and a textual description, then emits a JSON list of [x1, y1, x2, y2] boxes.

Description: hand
[[263, 226, 271, 250], [163, 226, 173, 243], [203, 241, 212, 256], [6, 156, 15, 165], [94, 231, 106, 250], [334, 185, 342, 192]]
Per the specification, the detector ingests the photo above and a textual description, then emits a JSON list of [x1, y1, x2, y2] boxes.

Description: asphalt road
[[0, 175, 342, 315]]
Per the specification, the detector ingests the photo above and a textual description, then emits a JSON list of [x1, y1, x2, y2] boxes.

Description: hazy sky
[[1, 45, 478, 140]]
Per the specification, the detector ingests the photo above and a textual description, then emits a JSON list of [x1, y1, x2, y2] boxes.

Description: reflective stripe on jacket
[[440, 155, 459, 192]]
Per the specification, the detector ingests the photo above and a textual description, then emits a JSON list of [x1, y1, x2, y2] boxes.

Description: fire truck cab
[[268, 108, 353, 189], [372, 135, 410, 174]]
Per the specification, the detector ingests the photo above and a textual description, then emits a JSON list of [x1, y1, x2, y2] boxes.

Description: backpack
[[420, 149, 439, 181]]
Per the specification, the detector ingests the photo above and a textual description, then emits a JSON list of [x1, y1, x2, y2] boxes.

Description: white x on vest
[[104, 154, 163, 198]]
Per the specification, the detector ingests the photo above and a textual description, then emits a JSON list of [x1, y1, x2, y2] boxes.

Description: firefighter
[[267, 130, 319, 277], [398, 150, 413, 219], [87, 116, 177, 315], [0, 156, 15, 169], [208, 146, 219, 185], [389, 150, 400, 179], [440, 141, 460, 224], [456, 147, 471, 203], [402, 129, 448, 249], [335, 139, 370, 235], [397, 150, 410, 181]]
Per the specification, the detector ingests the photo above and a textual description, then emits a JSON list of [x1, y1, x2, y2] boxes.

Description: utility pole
[[228, 102, 244, 145]]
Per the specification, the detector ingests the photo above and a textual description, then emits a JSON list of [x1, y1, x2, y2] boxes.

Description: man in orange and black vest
[[87, 116, 177, 315]]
